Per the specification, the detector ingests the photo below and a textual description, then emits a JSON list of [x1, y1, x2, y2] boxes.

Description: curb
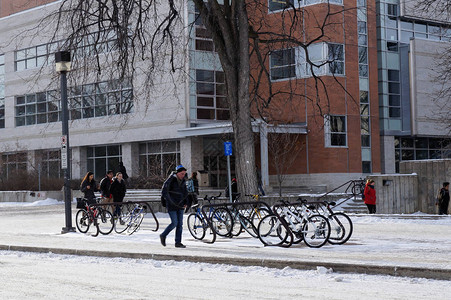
[[1, 244, 449, 280]]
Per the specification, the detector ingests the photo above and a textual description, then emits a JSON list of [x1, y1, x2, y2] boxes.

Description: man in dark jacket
[[438, 182, 450, 215], [160, 165, 188, 248], [100, 170, 114, 202], [110, 172, 126, 217]]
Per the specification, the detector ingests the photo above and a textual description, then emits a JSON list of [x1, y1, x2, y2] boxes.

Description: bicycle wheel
[[250, 207, 271, 229], [257, 214, 288, 246], [127, 212, 145, 235], [301, 214, 330, 248], [210, 207, 233, 237], [328, 212, 353, 245], [97, 209, 114, 235], [240, 215, 258, 238], [187, 213, 206, 240], [114, 213, 131, 234], [230, 213, 243, 236], [75, 209, 90, 233]]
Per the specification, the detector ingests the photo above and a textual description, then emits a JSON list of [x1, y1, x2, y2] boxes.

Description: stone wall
[[367, 174, 418, 214], [400, 159, 451, 214]]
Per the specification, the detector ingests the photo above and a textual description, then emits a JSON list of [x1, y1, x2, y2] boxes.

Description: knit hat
[[176, 165, 187, 173]]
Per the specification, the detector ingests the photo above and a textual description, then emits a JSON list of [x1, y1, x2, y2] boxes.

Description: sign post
[[224, 141, 233, 203]]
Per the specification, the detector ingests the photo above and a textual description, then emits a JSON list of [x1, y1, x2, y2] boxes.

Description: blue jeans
[[161, 209, 184, 244]]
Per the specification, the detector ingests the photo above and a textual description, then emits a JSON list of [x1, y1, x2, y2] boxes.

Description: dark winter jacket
[[100, 176, 113, 198], [162, 174, 188, 211], [110, 178, 126, 203], [225, 181, 238, 201], [118, 162, 129, 179], [439, 188, 450, 204], [363, 183, 376, 205], [81, 180, 98, 201]]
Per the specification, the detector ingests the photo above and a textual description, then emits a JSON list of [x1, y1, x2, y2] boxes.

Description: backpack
[[161, 172, 175, 208], [186, 179, 195, 193], [437, 188, 443, 204]]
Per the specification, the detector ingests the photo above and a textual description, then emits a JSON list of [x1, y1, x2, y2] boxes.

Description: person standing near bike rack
[[110, 172, 127, 219], [80, 172, 98, 205], [160, 165, 188, 248]]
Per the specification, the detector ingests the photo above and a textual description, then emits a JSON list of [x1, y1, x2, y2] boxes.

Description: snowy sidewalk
[[1, 201, 450, 280]]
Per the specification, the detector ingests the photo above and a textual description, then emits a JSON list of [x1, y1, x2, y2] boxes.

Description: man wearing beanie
[[160, 165, 188, 248]]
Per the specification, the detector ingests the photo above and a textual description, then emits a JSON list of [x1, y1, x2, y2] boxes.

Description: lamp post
[[56, 51, 75, 234]]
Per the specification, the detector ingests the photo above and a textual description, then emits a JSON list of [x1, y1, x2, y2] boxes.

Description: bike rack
[[91, 200, 159, 232], [316, 179, 366, 208], [199, 201, 273, 244]]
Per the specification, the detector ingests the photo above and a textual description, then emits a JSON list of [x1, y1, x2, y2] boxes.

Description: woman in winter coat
[[110, 172, 126, 217], [363, 179, 376, 214], [80, 171, 98, 204]]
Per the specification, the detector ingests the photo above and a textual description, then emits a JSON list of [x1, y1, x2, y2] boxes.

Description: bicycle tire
[[97, 209, 114, 235], [127, 212, 145, 235], [239, 214, 258, 238], [75, 209, 90, 233], [210, 207, 233, 237], [114, 213, 130, 234], [230, 214, 243, 236], [250, 207, 271, 229], [328, 212, 353, 245], [302, 214, 331, 248], [187, 213, 206, 240], [257, 214, 288, 246]]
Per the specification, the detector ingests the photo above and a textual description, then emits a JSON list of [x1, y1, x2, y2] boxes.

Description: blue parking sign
[[224, 141, 232, 156]]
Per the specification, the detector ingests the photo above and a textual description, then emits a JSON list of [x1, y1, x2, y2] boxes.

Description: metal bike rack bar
[[200, 201, 273, 244], [91, 200, 159, 232]]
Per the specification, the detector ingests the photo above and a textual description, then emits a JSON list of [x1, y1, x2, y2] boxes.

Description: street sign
[[61, 135, 67, 169], [224, 141, 232, 156]]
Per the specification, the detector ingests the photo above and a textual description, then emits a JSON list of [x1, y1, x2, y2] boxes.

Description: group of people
[[81, 162, 450, 248], [80, 162, 129, 217]]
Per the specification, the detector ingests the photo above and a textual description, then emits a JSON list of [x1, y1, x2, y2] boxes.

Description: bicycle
[[114, 203, 146, 235], [308, 200, 353, 245], [257, 200, 331, 248], [187, 193, 232, 240], [75, 198, 114, 236]]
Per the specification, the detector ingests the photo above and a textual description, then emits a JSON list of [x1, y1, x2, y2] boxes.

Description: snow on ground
[[0, 198, 450, 299], [0, 250, 450, 300]]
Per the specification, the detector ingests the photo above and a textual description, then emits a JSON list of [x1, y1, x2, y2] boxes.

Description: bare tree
[[267, 129, 305, 197], [38, 0, 357, 195]]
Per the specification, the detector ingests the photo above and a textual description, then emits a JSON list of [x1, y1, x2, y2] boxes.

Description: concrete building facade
[[376, 0, 451, 173], [3, 0, 445, 192]]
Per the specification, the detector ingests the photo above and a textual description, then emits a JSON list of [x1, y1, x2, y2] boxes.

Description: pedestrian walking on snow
[[160, 165, 188, 248]]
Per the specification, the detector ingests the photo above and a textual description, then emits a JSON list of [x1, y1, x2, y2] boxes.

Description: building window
[[0, 54, 4, 129], [139, 141, 180, 177], [387, 69, 400, 118], [307, 43, 345, 76], [1, 152, 27, 179], [394, 137, 451, 172], [69, 79, 133, 120], [38, 150, 62, 179], [194, 7, 215, 52], [328, 44, 345, 75], [387, 4, 398, 18], [268, 0, 294, 12], [270, 48, 296, 80], [195, 69, 229, 120], [87, 145, 122, 180], [15, 91, 60, 127], [325, 115, 347, 147]]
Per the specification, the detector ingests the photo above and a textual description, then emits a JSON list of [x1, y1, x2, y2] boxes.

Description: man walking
[[160, 165, 188, 248]]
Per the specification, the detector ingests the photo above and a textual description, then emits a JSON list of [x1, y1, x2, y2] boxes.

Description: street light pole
[[56, 51, 75, 234]]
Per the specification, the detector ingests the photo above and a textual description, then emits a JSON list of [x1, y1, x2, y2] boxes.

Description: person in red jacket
[[363, 179, 376, 214]]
